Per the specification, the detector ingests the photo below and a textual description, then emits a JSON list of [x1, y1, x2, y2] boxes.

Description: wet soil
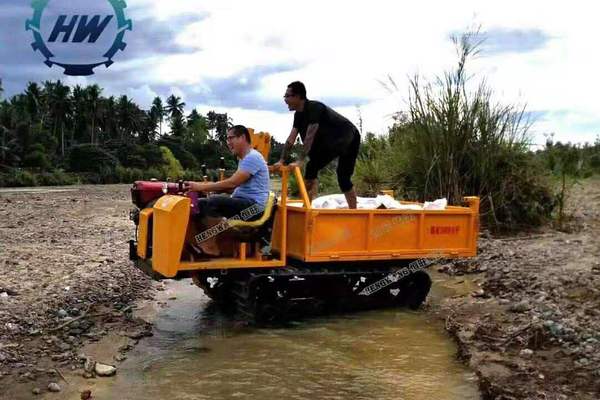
[[435, 177, 600, 399]]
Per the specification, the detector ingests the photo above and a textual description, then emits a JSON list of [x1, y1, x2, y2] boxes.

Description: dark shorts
[[197, 195, 262, 221], [305, 129, 360, 192]]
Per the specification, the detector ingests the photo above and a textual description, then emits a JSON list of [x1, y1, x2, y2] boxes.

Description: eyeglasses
[[226, 135, 238, 141]]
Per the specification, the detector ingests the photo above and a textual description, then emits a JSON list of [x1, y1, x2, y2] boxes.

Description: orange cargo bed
[[272, 196, 479, 263]]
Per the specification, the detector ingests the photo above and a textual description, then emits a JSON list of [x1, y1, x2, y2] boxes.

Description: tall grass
[[381, 30, 555, 231]]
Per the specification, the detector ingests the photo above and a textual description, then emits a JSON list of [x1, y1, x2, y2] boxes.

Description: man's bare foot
[[199, 238, 221, 256]]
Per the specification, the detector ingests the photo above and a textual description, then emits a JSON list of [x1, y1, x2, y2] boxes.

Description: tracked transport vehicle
[[128, 130, 480, 322]]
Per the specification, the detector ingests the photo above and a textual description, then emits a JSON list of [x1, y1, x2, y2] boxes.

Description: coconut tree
[[85, 84, 102, 145], [150, 96, 165, 138], [116, 95, 142, 142], [166, 95, 186, 136], [45, 80, 71, 157]]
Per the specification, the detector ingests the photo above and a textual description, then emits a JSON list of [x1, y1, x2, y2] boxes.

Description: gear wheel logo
[[26, 0, 132, 76]]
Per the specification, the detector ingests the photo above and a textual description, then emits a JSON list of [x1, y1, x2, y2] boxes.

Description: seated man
[[185, 125, 270, 254]]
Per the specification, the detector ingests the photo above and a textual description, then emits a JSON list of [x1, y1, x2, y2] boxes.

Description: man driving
[[185, 125, 270, 253]]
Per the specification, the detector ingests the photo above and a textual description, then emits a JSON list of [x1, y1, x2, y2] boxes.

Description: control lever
[[201, 164, 208, 182], [219, 157, 225, 181]]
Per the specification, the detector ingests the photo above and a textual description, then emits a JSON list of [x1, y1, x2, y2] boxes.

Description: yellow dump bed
[[272, 196, 479, 262]]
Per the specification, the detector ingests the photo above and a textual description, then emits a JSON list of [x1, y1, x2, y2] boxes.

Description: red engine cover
[[131, 181, 181, 208]]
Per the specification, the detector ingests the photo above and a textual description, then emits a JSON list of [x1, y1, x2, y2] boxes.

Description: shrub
[[146, 167, 163, 181], [115, 165, 145, 183], [68, 144, 119, 173], [23, 150, 52, 170], [159, 146, 184, 179], [0, 170, 38, 187]]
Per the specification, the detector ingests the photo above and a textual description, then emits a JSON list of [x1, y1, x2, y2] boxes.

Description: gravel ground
[[0, 185, 154, 399], [436, 177, 600, 399]]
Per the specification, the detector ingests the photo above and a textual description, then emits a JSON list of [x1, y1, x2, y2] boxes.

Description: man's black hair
[[287, 81, 307, 99], [229, 125, 251, 143]]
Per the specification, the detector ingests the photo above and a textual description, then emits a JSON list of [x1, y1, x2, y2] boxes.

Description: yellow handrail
[[268, 164, 311, 208]]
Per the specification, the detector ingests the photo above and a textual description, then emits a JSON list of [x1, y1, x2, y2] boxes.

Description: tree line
[[0, 78, 285, 186]]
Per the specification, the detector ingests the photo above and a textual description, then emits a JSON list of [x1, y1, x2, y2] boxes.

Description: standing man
[[275, 81, 360, 208]]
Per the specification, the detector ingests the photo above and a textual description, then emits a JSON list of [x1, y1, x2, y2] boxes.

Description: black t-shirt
[[293, 100, 356, 153]]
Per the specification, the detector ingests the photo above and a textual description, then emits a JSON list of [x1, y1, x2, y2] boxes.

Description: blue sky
[[1, 0, 598, 146]]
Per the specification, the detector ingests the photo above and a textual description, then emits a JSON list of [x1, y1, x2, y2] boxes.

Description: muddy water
[[78, 275, 480, 400]]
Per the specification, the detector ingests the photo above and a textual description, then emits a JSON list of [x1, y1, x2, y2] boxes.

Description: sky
[[1, 0, 598, 147]]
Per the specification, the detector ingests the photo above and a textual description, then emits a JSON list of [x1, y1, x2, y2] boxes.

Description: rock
[[114, 354, 127, 362], [509, 300, 530, 313], [81, 389, 92, 400], [5, 322, 20, 332], [549, 323, 564, 336], [577, 357, 590, 366], [48, 382, 61, 392], [0, 292, 8, 299], [84, 357, 95, 373], [32, 387, 41, 395], [57, 309, 68, 318], [56, 342, 71, 351], [520, 348, 534, 358], [94, 362, 116, 377]]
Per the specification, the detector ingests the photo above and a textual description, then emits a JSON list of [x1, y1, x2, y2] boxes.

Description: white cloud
[[126, 84, 159, 109], [16, 0, 598, 143], [145, 0, 593, 144]]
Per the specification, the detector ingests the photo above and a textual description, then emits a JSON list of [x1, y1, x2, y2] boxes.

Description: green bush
[[182, 169, 203, 181], [0, 170, 38, 187], [116, 144, 148, 169], [23, 150, 52, 170], [115, 165, 145, 183], [68, 144, 119, 173], [159, 146, 184, 179], [141, 144, 164, 167], [146, 167, 163, 181]]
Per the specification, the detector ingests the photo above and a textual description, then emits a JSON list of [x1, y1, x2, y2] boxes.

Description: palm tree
[[85, 84, 102, 145], [166, 95, 185, 136], [0, 99, 10, 164], [116, 95, 143, 142], [100, 96, 117, 142], [45, 80, 71, 157], [70, 85, 87, 145], [166, 94, 185, 118], [150, 96, 164, 137], [24, 82, 43, 135]]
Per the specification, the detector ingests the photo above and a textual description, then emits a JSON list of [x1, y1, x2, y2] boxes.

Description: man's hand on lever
[[288, 159, 304, 169], [184, 181, 208, 193]]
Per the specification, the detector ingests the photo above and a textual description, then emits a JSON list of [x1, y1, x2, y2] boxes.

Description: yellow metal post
[[293, 166, 311, 208], [279, 167, 288, 261]]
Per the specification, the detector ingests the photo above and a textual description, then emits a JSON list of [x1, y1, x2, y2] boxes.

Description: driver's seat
[[228, 192, 277, 260]]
